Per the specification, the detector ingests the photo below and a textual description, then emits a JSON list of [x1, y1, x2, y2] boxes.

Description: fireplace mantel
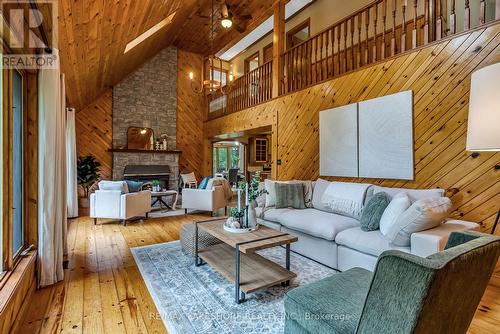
[[109, 148, 182, 154]]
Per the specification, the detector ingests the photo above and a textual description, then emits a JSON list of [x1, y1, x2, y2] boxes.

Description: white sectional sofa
[[256, 179, 478, 271]]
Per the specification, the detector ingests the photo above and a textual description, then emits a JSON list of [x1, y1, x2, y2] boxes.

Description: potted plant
[[77, 155, 101, 208], [151, 180, 161, 192]]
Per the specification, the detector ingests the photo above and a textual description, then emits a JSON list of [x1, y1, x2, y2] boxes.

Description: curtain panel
[[38, 53, 67, 287], [66, 107, 78, 220]]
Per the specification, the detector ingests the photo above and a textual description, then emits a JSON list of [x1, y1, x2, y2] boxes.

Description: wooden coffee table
[[194, 218, 298, 303]]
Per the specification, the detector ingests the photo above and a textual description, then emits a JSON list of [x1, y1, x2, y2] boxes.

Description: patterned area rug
[[131, 241, 337, 334]]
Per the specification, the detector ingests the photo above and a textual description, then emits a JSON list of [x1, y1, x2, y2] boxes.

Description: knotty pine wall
[[75, 90, 113, 180], [177, 50, 206, 179], [204, 23, 500, 233]]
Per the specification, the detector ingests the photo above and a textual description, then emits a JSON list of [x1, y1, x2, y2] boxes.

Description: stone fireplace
[[111, 46, 180, 187]]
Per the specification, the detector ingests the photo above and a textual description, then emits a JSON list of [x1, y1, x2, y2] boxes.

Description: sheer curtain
[[66, 107, 78, 220], [38, 52, 67, 287]]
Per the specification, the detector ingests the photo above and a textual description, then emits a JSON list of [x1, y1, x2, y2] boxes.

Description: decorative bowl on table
[[224, 216, 259, 233]]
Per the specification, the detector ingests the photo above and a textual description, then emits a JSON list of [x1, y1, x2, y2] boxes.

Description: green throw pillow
[[275, 183, 305, 209], [360, 192, 390, 231]]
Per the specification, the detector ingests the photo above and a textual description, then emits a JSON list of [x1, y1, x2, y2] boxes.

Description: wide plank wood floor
[[16, 215, 500, 333]]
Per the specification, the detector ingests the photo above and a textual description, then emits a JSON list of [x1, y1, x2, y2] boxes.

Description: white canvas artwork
[[319, 103, 358, 177], [358, 90, 414, 180]]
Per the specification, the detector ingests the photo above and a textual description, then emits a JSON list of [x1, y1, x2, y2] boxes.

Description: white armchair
[[182, 178, 230, 215], [90, 181, 151, 225]]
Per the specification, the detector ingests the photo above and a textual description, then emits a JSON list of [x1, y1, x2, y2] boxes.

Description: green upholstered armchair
[[284, 231, 500, 334]]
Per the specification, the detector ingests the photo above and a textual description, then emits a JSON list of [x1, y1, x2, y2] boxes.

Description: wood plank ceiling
[[57, 0, 276, 111]]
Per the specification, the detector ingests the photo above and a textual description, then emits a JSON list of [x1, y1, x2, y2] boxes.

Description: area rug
[[131, 241, 336, 334]]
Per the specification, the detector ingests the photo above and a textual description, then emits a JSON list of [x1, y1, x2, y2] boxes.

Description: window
[[287, 19, 310, 49], [12, 70, 24, 258], [209, 68, 228, 86], [213, 142, 245, 175], [244, 52, 260, 73], [254, 138, 268, 163]]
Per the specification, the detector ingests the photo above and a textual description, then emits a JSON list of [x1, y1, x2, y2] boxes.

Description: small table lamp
[[466, 62, 500, 234]]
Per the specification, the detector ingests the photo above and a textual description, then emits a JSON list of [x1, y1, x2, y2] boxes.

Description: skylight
[[217, 0, 314, 61], [124, 11, 176, 54]]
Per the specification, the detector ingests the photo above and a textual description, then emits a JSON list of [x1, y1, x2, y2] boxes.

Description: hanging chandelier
[[190, 0, 232, 96]]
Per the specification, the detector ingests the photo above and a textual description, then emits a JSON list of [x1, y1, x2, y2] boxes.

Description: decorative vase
[[247, 200, 258, 228]]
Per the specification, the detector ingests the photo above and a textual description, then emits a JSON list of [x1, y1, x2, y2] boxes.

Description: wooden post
[[381, 0, 387, 59], [272, 0, 285, 98]]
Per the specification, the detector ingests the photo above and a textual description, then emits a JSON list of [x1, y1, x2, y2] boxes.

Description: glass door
[[12, 70, 24, 257]]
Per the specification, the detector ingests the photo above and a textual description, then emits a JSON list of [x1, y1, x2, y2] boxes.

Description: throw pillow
[[125, 180, 143, 193], [275, 183, 306, 209], [386, 197, 452, 246], [360, 192, 390, 231], [379, 192, 411, 237], [198, 176, 212, 189], [98, 180, 129, 193], [264, 179, 312, 207]]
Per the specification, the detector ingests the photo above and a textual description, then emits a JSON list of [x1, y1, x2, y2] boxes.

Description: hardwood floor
[[16, 215, 500, 333]]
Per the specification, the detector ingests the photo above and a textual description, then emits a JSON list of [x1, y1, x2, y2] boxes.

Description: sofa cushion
[[379, 192, 412, 237], [265, 179, 313, 208], [278, 209, 359, 241], [360, 192, 390, 231], [125, 180, 143, 193], [372, 185, 445, 202], [260, 207, 294, 223], [275, 182, 306, 209], [336, 227, 410, 256], [285, 267, 371, 334], [311, 178, 334, 213], [387, 197, 452, 247]]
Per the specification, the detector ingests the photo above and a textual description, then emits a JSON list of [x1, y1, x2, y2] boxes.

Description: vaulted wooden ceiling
[[58, 0, 276, 111]]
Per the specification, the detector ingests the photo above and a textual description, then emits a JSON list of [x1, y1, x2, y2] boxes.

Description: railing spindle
[[401, 0, 407, 51], [330, 28, 335, 76], [382, 0, 387, 59], [479, 0, 486, 25], [412, 0, 418, 48], [450, 0, 456, 34], [424, 0, 430, 44], [464, 0, 470, 31], [337, 25, 341, 75], [343, 20, 348, 73], [319, 32, 324, 80], [436, 0, 442, 40], [373, 4, 378, 61], [350, 18, 355, 70], [325, 31, 330, 77], [391, 0, 397, 56], [365, 9, 370, 64], [358, 13, 362, 68]]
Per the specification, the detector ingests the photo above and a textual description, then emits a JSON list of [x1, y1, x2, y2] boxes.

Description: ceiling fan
[[197, 1, 253, 33]]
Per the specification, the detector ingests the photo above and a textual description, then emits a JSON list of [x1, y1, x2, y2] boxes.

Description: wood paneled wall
[[205, 23, 500, 233], [177, 50, 206, 179], [75, 90, 113, 180]]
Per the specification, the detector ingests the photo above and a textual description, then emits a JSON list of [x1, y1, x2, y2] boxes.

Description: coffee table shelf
[[198, 243, 296, 294]]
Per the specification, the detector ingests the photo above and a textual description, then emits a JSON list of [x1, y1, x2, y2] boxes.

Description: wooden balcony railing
[[208, 60, 272, 116], [209, 0, 498, 118], [282, 0, 499, 94]]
